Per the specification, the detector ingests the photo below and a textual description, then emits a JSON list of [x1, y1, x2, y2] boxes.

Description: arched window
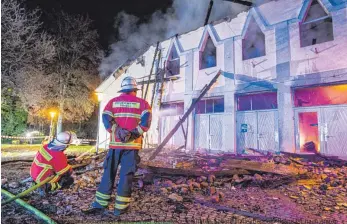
[[300, 0, 334, 47], [166, 45, 180, 76], [200, 36, 217, 70], [242, 17, 265, 60]]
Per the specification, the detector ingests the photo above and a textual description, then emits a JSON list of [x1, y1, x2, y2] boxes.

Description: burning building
[[96, 0, 347, 159]]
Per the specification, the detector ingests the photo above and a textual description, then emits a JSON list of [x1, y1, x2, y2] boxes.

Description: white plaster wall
[[289, 7, 347, 76], [212, 11, 248, 40], [162, 54, 186, 98], [257, 0, 303, 25], [177, 27, 204, 51], [234, 28, 277, 83]]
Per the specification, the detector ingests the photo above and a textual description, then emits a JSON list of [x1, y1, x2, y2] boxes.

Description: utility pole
[[56, 83, 66, 134]]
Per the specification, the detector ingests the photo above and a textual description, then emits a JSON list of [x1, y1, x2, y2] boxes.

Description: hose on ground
[[1, 188, 56, 224]]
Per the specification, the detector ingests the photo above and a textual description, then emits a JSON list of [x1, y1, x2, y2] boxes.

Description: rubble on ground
[[1, 149, 347, 223]]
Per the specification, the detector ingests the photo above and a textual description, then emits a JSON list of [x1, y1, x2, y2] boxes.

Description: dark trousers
[[94, 149, 140, 210]]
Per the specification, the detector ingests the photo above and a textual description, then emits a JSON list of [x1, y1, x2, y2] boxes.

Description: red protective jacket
[[30, 144, 72, 183], [103, 93, 152, 150]]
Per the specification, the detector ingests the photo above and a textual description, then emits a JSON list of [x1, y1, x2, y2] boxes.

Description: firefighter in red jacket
[[30, 131, 75, 194], [87, 76, 152, 216]]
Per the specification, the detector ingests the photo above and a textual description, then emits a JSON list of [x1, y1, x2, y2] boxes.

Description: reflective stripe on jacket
[[103, 93, 152, 150], [30, 144, 72, 183]]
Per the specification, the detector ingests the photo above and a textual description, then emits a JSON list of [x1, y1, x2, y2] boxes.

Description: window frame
[[199, 36, 217, 70], [242, 17, 266, 61], [194, 97, 224, 114], [236, 92, 278, 111], [166, 46, 180, 76], [299, 0, 334, 48], [160, 102, 184, 116]]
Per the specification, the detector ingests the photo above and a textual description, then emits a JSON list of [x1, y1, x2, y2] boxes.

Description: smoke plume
[[99, 0, 249, 77]]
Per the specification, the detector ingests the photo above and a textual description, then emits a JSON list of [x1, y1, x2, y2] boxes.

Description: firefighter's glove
[[129, 128, 142, 142], [116, 127, 131, 143]]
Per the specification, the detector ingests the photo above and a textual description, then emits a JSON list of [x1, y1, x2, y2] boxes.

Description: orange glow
[[298, 112, 319, 153], [295, 84, 347, 107], [49, 111, 56, 118], [95, 92, 103, 102]]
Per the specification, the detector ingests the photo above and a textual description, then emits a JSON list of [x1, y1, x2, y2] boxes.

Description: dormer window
[[200, 36, 216, 70], [300, 0, 334, 47], [242, 17, 265, 60], [166, 45, 180, 76]]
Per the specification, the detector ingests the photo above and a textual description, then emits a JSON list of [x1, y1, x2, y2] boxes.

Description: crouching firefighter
[[30, 131, 75, 195], [86, 76, 152, 216]]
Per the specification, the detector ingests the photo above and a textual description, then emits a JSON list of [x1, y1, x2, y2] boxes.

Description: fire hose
[[1, 188, 56, 223], [1, 176, 55, 206], [2, 138, 110, 206]]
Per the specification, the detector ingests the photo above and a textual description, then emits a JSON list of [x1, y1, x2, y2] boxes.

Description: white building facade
[[96, 0, 347, 159]]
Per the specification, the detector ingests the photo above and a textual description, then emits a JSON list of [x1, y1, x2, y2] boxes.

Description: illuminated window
[[242, 17, 265, 60], [167, 46, 180, 76], [160, 102, 184, 116], [195, 98, 224, 114], [300, 0, 334, 47], [237, 92, 277, 111], [200, 36, 216, 70], [294, 84, 347, 107]]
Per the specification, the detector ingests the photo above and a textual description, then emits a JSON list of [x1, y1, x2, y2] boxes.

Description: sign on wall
[[241, 124, 248, 133]]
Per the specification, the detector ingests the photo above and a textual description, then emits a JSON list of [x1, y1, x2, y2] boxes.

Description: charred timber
[[149, 70, 222, 160], [223, 0, 252, 6], [139, 164, 250, 177]]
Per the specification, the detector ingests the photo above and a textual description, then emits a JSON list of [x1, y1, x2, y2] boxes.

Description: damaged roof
[[98, 0, 342, 91]]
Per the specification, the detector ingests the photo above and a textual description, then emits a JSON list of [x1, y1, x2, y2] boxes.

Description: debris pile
[[1, 150, 347, 223]]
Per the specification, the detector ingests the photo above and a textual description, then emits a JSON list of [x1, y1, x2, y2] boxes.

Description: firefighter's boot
[[114, 207, 129, 216], [82, 201, 106, 214]]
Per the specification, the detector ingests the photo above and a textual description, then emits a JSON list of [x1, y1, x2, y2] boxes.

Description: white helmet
[[119, 76, 139, 93], [52, 131, 76, 146]]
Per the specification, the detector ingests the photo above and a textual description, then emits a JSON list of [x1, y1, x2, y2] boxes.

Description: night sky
[[25, 0, 173, 50]]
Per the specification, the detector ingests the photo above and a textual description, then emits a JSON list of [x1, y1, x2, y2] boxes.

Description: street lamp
[[49, 111, 56, 141], [95, 92, 103, 154]]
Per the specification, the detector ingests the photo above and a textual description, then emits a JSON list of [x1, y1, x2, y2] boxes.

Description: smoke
[[99, 0, 249, 77]]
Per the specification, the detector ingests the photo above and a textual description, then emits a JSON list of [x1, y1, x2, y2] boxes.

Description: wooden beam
[[144, 42, 160, 99], [139, 164, 250, 177], [223, 0, 252, 6], [149, 70, 222, 160], [204, 0, 214, 26]]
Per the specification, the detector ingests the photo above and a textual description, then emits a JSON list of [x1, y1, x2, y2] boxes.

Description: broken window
[[160, 102, 184, 116], [298, 112, 320, 153], [294, 84, 347, 107], [242, 17, 265, 60], [167, 45, 180, 76], [200, 36, 217, 69], [195, 97, 224, 114], [300, 0, 334, 47], [237, 92, 277, 111]]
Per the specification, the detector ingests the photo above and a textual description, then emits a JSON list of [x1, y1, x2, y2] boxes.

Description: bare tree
[[44, 12, 102, 132], [1, 0, 55, 92], [1, 0, 55, 135]]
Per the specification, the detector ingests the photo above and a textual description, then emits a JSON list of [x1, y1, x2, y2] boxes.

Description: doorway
[[297, 111, 320, 153], [236, 110, 279, 153]]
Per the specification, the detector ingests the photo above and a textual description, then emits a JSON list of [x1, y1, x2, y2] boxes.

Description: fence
[[1, 136, 96, 145]]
